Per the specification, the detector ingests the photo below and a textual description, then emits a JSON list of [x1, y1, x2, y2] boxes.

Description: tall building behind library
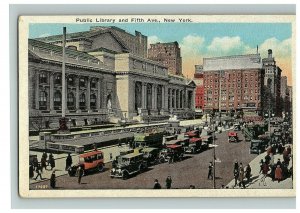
[[28, 26, 196, 130], [148, 42, 183, 76]]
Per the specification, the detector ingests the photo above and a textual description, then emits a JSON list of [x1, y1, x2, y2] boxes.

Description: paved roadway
[[30, 129, 259, 190]]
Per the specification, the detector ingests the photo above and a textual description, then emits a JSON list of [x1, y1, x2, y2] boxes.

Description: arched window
[[39, 73, 47, 84], [67, 93, 75, 110], [54, 74, 61, 85], [79, 78, 86, 88], [79, 93, 86, 109], [54, 91, 61, 110], [68, 76, 74, 86], [39, 91, 47, 110], [90, 94, 97, 109]]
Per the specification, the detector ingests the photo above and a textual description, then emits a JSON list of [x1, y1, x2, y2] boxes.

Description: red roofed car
[[68, 150, 105, 176], [159, 144, 184, 163], [185, 138, 202, 154], [228, 132, 238, 143]]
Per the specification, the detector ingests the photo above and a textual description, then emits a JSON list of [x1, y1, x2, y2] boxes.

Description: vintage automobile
[[163, 134, 178, 144], [68, 150, 105, 176], [140, 147, 160, 165], [159, 144, 184, 163], [184, 137, 202, 154], [249, 139, 268, 154], [134, 130, 165, 148], [228, 132, 238, 143], [110, 152, 148, 179], [184, 130, 200, 138], [201, 135, 213, 149], [165, 138, 189, 149], [233, 123, 241, 131]]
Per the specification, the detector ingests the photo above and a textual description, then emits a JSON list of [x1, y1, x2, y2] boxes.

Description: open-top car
[[184, 137, 202, 154], [68, 150, 105, 176], [110, 152, 148, 179], [228, 131, 238, 143]]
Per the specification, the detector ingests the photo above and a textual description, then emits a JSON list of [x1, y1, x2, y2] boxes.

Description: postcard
[[19, 15, 295, 197]]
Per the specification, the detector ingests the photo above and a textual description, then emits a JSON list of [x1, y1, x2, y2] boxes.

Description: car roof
[[228, 132, 237, 136], [80, 150, 103, 158], [166, 144, 182, 149], [142, 147, 158, 152], [190, 138, 201, 143], [122, 152, 144, 158]]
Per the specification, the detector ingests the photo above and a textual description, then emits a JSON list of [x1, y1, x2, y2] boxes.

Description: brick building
[[194, 65, 204, 110], [201, 54, 265, 115], [148, 42, 182, 76]]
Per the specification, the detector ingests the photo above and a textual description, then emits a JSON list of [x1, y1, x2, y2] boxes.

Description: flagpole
[[62, 27, 66, 118]]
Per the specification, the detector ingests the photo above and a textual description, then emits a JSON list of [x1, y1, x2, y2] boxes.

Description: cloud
[[38, 33, 50, 38], [254, 37, 291, 59], [147, 35, 164, 48], [180, 34, 205, 57], [206, 36, 251, 56]]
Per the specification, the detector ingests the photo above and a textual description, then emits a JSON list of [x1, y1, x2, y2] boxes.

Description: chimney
[[268, 49, 272, 58]]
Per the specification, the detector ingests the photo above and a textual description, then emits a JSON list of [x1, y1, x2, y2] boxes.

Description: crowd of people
[[232, 160, 252, 189], [29, 152, 56, 182], [259, 144, 292, 186]]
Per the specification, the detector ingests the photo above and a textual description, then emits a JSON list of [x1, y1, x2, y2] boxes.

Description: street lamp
[[211, 113, 216, 189]]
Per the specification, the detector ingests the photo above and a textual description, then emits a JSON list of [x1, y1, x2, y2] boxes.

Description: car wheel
[[97, 164, 104, 172], [122, 171, 129, 180], [159, 157, 165, 164]]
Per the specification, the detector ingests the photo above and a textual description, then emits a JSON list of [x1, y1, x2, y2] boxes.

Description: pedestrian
[[287, 145, 292, 155], [233, 160, 239, 171], [233, 168, 239, 187], [77, 166, 84, 184], [65, 153, 73, 171], [259, 161, 269, 186], [33, 156, 38, 170], [189, 185, 195, 189], [110, 153, 113, 161], [49, 156, 55, 170], [207, 162, 213, 180], [42, 152, 48, 161], [48, 153, 54, 166], [245, 164, 252, 183], [29, 163, 34, 179], [50, 171, 56, 189], [238, 165, 245, 188], [276, 158, 282, 168], [265, 153, 271, 165], [275, 165, 283, 182], [165, 176, 172, 189], [153, 179, 161, 189], [34, 164, 43, 180], [41, 156, 47, 171], [269, 153, 274, 167]]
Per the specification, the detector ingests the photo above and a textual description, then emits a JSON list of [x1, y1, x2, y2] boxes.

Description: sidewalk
[[29, 143, 131, 184], [226, 145, 293, 189]]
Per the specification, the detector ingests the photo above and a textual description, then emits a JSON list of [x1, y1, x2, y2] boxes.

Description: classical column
[[49, 73, 54, 111], [152, 84, 157, 110], [86, 77, 91, 111], [75, 76, 80, 112], [97, 78, 101, 110], [142, 82, 147, 109], [161, 86, 165, 109], [35, 72, 39, 110], [173, 89, 177, 109]]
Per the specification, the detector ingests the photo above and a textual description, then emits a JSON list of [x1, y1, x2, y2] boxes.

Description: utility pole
[[212, 115, 216, 189]]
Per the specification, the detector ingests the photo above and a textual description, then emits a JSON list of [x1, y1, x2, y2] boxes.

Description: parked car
[[184, 138, 202, 154], [110, 152, 148, 179], [68, 150, 104, 176], [201, 135, 213, 149], [233, 123, 241, 131], [228, 132, 238, 143], [249, 139, 268, 154], [159, 144, 184, 163], [140, 147, 160, 165]]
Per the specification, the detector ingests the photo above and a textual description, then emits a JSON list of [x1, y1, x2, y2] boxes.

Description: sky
[[29, 23, 293, 85]]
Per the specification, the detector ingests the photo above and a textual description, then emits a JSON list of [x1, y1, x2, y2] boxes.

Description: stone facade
[[148, 42, 182, 76], [262, 49, 282, 116], [194, 65, 204, 110], [29, 27, 195, 131]]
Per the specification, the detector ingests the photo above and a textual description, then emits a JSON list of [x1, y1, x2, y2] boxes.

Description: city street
[[30, 129, 258, 190]]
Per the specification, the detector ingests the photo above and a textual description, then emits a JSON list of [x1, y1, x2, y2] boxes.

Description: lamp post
[[211, 113, 216, 189]]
